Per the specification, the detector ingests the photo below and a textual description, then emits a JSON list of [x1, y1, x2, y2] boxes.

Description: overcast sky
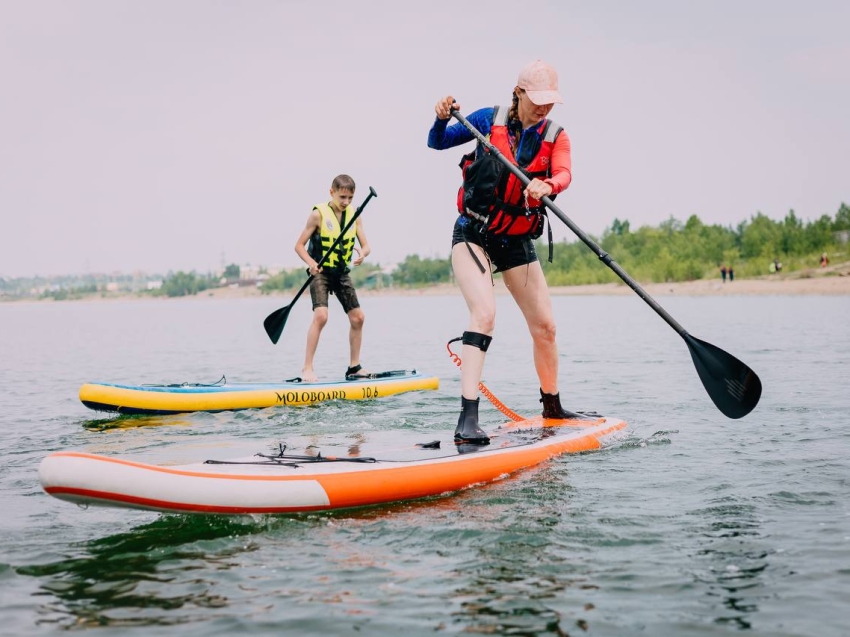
[[1, 1, 848, 278]]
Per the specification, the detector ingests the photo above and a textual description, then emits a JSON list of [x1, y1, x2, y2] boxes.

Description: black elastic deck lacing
[[145, 375, 227, 388], [203, 442, 377, 466]]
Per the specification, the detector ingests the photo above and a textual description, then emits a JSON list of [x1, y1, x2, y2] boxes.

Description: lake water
[[1, 292, 848, 636]]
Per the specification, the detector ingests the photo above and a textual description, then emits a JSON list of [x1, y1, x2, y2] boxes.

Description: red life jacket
[[457, 105, 563, 237]]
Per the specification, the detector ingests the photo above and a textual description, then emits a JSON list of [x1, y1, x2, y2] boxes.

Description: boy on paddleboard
[[294, 174, 372, 382]]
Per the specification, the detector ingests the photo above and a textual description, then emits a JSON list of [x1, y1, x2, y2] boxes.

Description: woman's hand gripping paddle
[[450, 108, 761, 419], [263, 187, 377, 344]]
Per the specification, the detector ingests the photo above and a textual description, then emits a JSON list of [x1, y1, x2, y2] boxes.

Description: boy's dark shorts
[[451, 216, 538, 273], [310, 271, 361, 314]]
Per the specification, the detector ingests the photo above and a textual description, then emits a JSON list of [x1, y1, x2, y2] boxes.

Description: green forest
[[261, 202, 850, 291], [7, 204, 845, 301]]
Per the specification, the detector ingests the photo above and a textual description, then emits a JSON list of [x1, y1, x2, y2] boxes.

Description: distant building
[[363, 266, 395, 289], [240, 264, 261, 280]]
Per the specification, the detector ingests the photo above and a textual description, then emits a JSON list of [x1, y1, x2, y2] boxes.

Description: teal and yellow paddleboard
[[80, 371, 439, 415]]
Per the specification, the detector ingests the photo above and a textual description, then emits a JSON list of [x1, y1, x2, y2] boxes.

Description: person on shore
[[720, 264, 727, 283], [428, 59, 579, 446], [821, 252, 829, 268], [294, 174, 371, 382], [729, 266, 734, 282]]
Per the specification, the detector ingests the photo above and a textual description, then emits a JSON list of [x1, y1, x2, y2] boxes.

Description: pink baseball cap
[[516, 60, 563, 105]]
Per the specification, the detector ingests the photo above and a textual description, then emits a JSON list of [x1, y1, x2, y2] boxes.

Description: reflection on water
[[81, 414, 197, 432], [346, 432, 366, 457], [691, 499, 768, 630], [16, 516, 270, 628], [20, 467, 596, 632], [441, 467, 595, 635]]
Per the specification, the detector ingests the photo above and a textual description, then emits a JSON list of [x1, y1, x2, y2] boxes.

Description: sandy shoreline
[[337, 262, 850, 298], [170, 263, 850, 300], [5, 263, 849, 304]]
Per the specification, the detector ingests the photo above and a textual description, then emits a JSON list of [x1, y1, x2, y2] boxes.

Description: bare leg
[[301, 307, 328, 383], [451, 242, 496, 399], [502, 262, 559, 394], [346, 307, 366, 371], [502, 262, 579, 419], [451, 241, 495, 444]]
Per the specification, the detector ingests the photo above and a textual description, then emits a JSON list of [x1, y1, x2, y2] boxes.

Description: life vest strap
[[464, 201, 541, 224], [461, 208, 554, 264]]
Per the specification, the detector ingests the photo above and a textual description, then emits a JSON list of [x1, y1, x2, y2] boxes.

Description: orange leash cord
[[446, 339, 525, 422]]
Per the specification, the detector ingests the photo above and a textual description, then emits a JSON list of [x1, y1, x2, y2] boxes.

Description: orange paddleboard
[[40, 415, 626, 515]]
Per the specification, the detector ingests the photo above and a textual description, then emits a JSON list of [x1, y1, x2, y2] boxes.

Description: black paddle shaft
[[449, 108, 761, 418], [450, 110, 686, 334], [263, 187, 377, 344]]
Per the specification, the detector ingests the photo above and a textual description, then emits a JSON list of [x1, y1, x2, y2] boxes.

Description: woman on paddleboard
[[428, 60, 580, 446]]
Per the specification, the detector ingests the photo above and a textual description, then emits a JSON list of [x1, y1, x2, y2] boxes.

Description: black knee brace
[[462, 331, 492, 352]]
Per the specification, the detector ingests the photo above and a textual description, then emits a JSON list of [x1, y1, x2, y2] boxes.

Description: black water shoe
[[540, 390, 582, 420], [345, 364, 371, 380], [454, 396, 490, 445]]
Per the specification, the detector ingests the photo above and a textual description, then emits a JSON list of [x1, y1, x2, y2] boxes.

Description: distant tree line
[[153, 271, 215, 297], [1, 272, 155, 301], [256, 202, 849, 292], [223, 264, 240, 279], [259, 255, 454, 293], [39, 283, 98, 301], [542, 202, 849, 285], [4, 204, 846, 301]]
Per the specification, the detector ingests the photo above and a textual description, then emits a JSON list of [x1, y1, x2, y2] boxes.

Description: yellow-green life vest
[[308, 203, 357, 272]]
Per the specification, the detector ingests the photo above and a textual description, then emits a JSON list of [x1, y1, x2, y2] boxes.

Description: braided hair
[[507, 90, 523, 154]]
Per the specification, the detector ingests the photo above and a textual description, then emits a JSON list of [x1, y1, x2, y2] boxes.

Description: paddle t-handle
[[449, 107, 761, 419], [262, 187, 378, 345]]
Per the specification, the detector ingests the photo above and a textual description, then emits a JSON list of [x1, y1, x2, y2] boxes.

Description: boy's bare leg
[[346, 307, 367, 374], [301, 307, 328, 383]]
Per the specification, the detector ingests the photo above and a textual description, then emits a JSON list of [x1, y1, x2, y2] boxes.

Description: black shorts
[[309, 271, 361, 313], [451, 215, 538, 273]]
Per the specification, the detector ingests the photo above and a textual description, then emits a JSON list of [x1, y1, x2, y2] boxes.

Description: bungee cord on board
[[446, 337, 525, 422]]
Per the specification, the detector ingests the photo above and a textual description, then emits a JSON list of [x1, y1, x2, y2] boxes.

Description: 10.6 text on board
[[275, 386, 381, 405]]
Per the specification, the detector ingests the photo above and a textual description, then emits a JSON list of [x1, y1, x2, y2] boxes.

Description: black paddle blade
[[684, 334, 762, 419], [263, 305, 292, 345]]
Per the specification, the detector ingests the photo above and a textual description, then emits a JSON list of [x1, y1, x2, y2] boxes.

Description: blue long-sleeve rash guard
[[428, 107, 546, 167], [427, 107, 494, 151]]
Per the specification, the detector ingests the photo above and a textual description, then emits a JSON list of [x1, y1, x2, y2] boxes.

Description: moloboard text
[[276, 390, 348, 405]]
